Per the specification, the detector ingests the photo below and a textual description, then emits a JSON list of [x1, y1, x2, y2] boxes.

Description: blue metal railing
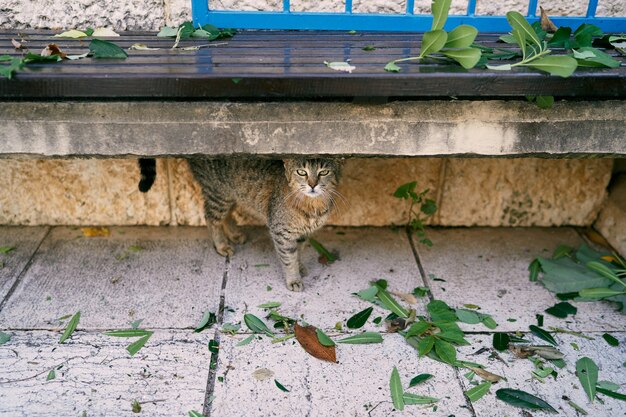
[[191, 0, 626, 32]]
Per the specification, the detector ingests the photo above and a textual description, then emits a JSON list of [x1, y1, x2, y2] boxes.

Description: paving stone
[[457, 333, 626, 417], [210, 333, 472, 417], [416, 228, 625, 332], [223, 227, 427, 332], [0, 227, 49, 303], [0, 227, 224, 330], [0, 330, 211, 417]]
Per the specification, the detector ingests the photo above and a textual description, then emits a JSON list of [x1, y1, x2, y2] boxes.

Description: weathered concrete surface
[[595, 175, 626, 257], [0, 227, 49, 302], [223, 227, 427, 332], [0, 157, 612, 227], [210, 334, 472, 417], [437, 158, 613, 227], [1, 101, 625, 158], [458, 333, 626, 417], [0, 159, 171, 226], [0, 227, 224, 330], [0, 331, 210, 416], [415, 228, 626, 332]]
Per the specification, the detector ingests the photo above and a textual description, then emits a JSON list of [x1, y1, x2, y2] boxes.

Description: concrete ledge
[[595, 175, 626, 256], [1, 101, 625, 158]]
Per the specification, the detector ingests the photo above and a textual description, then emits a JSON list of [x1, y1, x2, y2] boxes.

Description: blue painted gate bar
[[191, 0, 626, 32]]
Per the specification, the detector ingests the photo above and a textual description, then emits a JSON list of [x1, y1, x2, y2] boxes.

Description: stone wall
[[0, 157, 612, 227], [1, 0, 624, 30]]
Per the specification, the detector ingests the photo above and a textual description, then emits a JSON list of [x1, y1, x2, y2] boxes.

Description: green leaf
[[420, 30, 448, 57], [409, 373, 434, 387], [257, 301, 281, 309], [126, 333, 152, 356], [538, 257, 614, 293], [346, 307, 373, 329], [221, 323, 241, 335], [375, 285, 409, 318], [208, 339, 219, 354], [362, 45, 376, 51], [89, 39, 128, 59], [597, 387, 626, 401], [393, 182, 416, 199], [441, 47, 481, 69], [493, 333, 510, 351], [194, 310, 217, 332], [244, 313, 274, 337], [315, 328, 335, 346], [527, 258, 541, 282], [355, 285, 379, 302], [236, 335, 255, 347], [436, 331, 469, 345], [525, 55, 577, 78], [0, 245, 15, 254], [336, 332, 383, 344], [22, 53, 61, 64], [496, 388, 557, 412], [434, 339, 457, 365], [384, 61, 402, 72], [427, 300, 457, 322], [59, 311, 80, 344], [576, 357, 599, 402], [499, 34, 518, 44], [308, 238, 337, 264], [507, 11, 542, 50], [0, 331, 11, 346], [602, 333, 619, 347], [188, 411, 206, 417], [481, 316, 498, 329], [417, 335, 435, 356], [548, 26, 572, 48], [579, 288, 625, 299], [597, 381, 620, 391], [529, 325, 557, 346], [544, 302, 577, 318], [402, 393, 438, 405], [456, 309, 481, 324], [390, 367, 404, 411], [420, 199, 437, 216], [274, 379, 290, 393], [405, 320, 431, 337], [0, 57, 20, 79], [191, 29, 220, 40], [445, 25, 478, 48], [487, 63, 512, 71], [586, 261, 626, 287], [46, 369, 56, 381], [465, 381, 492, 402], [104, 329, 152, 337], [431, 0, 452, 31], [574, 24, 602, 47]]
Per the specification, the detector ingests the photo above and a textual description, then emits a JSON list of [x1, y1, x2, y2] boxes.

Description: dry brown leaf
[[294, 323, 337, 363], [390, 290, 418, 305], [11, 38, 23, 49], [385, 317, 407, 333], [540, 6, 558, 33], [466, 366, 504, 383], [509, 345, 533, 359], [81, 227, 110, 237], [41, 44, 67, 59]]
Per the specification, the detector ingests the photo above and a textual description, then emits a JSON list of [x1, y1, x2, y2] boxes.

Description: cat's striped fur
[[188, 157, 342, 291]]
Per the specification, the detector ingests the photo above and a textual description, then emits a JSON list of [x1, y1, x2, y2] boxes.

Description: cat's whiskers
[[327, 188, 349, 212]]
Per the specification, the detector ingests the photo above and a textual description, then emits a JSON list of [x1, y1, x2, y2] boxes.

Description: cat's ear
[[283, 159, 295, 179]]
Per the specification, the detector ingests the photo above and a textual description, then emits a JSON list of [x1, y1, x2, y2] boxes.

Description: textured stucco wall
[[1, 0, 624, 29], [0, 157, 612, 227]]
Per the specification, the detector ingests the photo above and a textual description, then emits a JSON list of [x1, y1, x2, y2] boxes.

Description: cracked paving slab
[[457, 333, 626, 417], [415, 228, 625, 332], [0, 227, 224, 330], [0, 227, 49, 302], [210, 333, 472, 417], [0, 330, 212, 417], [224, 227, 427, 333]]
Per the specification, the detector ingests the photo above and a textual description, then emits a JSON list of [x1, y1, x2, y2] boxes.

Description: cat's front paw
[[214, 242, 235, 257], [286, 278, 304, 292]]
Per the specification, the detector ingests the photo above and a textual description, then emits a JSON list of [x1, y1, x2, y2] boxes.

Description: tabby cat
[[138, 158, 342, 291]]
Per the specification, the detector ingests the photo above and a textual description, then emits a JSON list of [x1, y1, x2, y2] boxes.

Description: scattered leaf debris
[[294, 323, 336, 363], [59, 311, 80, 344]]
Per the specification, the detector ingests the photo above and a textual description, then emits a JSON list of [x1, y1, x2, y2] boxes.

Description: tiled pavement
[[0, 226, 624, 417]]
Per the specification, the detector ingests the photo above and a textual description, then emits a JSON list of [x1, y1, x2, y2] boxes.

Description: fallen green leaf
[[496, 388, 557, 412], [390, 367, 404, 411], [408, 373, 433, 387], [529, 325, 557, 346], [434, 339, 457, 365], [417, 336, 435, 356], [402, 393, 438, 405], [0, 245, 15, 254], [602, 333, 619, 347], [195, 310, 217, 332], [445, 25, 478, 48], [375, 285, 409, 318], [0, 331, 11, 346], [131, 400, 141, 413], [441, 47, 481, 69], [126, 333, 153, 356], [104, 329, 152, 337], [596, 387, 626, 401], [420, 30, 448, 57], [236, 335, 255, 347], [315, 328, 335, 347], [336, 332, 383, 344], [544, 301, 577, 318], [46, 370, 56, 381], [493, 333, 510, 351], [308, 238, 337, 263], [465, 381, 492, 402], [525, 55, 578, 77], [576, 357, 598, 403], [244, 313, 274, 337], [257, 301, 281, 309], [431, 0, 452, 31], [59, 311, 80, 344], [346, 307, 373, 329], [188, 411, 206, 417], [89, 39, 128, 59], [55, 29, 88, 39], [274, 379, 290, 392], [456, 309, 481, 324]]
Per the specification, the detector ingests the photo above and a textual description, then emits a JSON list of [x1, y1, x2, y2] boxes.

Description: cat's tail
[[138, 158, 156, 192]]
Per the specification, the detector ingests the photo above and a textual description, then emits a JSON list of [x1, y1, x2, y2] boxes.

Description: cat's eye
[[296, 169, 307, 176], [318, 170, 330, 176]]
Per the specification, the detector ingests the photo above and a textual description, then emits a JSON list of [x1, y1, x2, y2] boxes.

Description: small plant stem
[[548, 327, 595, 340], [512, 48, 551, 67], [271, 334, 295, 344], [391, 56, 424, 65]]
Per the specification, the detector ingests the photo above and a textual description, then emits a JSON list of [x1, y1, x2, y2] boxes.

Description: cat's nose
[[307, 179, 318, 189]]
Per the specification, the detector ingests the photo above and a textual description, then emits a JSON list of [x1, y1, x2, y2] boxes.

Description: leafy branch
[[393, 182, 437, 247], [385, 0, 482, 72]]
